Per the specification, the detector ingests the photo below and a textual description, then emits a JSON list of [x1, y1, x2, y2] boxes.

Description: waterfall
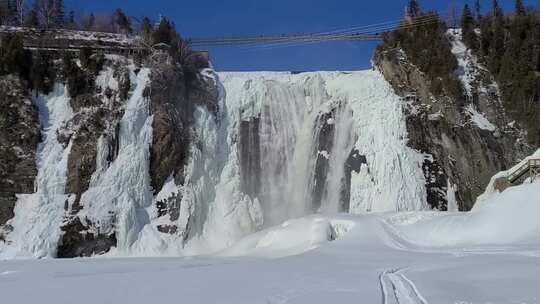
[[224, 72, 363, 227], [221, 70, 428, 229]]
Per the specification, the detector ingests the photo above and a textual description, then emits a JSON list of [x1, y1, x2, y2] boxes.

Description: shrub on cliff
[[61, 52, 94, 98], [0, 34, 31, 79], [377, 11, 462, 99]]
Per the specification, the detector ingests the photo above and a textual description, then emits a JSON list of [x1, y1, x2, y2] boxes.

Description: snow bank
[[386, 182, 540, 248], [220, 216, 355, 258]]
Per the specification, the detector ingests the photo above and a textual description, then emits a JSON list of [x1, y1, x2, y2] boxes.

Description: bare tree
[[34, 0, 55, 29], [448, 1, 459, 28], [15, 0, 25, 26]]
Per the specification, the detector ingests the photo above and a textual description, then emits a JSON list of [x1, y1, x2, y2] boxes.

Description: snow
[[448, 29, 479, 97], [465, 104, 497, 132], [448, 29, 500, 133], [1, 180, 540, 303], [0, 26, 138, 46]]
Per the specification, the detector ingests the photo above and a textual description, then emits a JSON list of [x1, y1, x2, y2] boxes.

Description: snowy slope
[[1, 180, 539, 303]]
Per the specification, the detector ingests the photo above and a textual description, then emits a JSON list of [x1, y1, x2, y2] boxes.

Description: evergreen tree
[[140, 16, 152, 43], [66, 10, 75, 28], [112, 8, 132, 34], [407, 0, 421, 19], [488, 0, 505, 73], [461, 4, 479, 52], [461, 5, 474, 30], [34, 0, 55, 28], [515, 0, 525, 17], [86, 13, 95, 30], [24, 8, 38, 27], [152, 17, 174, 45], [492, 0, 503, 21], [475, 0, 482, 21]]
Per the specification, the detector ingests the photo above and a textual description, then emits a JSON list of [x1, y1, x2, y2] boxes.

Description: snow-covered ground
[[1, 180, 539, 303]]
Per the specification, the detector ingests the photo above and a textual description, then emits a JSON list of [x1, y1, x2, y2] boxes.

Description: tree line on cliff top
[[379, 0, 539, 146]]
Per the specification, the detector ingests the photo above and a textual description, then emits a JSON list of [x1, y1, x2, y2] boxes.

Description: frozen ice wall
[[219, 71, 428, 222]]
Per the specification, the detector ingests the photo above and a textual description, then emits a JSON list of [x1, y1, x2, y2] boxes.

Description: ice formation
[[1, 68, 429, 258]]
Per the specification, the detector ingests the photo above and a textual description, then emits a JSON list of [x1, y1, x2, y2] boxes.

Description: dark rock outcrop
[[148, 55, 191, 194], [312, 110, 336, 212], [238, 117, 261, 200], [57, 217, 117, 258], [374, 48, 531, 210], [0, 76, 40, 230]]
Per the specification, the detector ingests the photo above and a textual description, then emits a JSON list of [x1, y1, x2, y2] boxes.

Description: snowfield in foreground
[[2, 182, 540, 304]]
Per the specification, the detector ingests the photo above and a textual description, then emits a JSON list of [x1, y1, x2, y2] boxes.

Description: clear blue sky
[[65, 0, 526, 71]]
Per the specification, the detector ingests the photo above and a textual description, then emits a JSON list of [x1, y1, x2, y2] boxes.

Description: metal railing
[[507, 158, 540, 184]]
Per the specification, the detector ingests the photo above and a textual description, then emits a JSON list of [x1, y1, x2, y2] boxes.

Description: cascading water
[[225, 73, 359, 226], [221, 71, 428, 228]]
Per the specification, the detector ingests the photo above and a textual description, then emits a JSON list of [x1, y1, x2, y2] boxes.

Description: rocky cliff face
[[374, 30, 532, 211], [0, 76, 40, 238]]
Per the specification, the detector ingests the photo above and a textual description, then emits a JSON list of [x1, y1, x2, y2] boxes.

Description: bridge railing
[[507, 158, 540, 184]]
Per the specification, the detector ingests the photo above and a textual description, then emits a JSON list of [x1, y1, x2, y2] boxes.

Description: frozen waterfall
[[1, 69, 429, 258]]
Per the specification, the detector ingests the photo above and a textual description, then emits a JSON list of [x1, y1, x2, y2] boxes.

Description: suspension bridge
[[188, 32, 383, 47], [187, 13, 448, 48], [0, 13, 448, 55]]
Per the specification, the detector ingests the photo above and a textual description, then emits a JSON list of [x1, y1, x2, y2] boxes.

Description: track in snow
[[379, 269, 428, 304]]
